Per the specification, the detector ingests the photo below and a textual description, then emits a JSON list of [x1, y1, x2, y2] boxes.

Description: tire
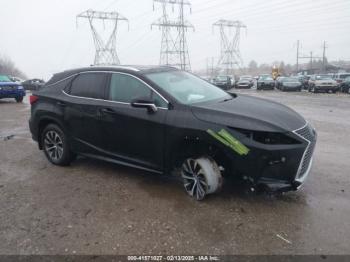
[[41, 124, 75, 166], [15, 96, 23, 103], [181, 157, 223, 201]]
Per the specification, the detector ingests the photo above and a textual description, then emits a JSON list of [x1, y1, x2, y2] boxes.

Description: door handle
[[100, 108, 116, 115], [57, 101, 66, 107]]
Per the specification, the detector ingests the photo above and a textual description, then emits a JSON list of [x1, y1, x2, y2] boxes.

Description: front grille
[[1, 86, 15, 91], [294, 124, 316, 179]]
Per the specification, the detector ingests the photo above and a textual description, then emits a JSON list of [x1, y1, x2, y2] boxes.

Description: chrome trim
[[296, 158, 313, 187], [132, 102, 158, 112], [90, 65, 140, 72], [292, 123, 315, 185], [56, 70, 170, 110], [45, 69, 167, 107], [62, 90, 168, 110]]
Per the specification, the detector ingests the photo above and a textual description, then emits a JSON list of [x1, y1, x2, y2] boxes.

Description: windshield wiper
[[220, 97, 233, 103]]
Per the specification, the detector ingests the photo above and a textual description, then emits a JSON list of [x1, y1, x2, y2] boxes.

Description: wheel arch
[[168, 138, 234, 177], [37, 116, 66, 150]]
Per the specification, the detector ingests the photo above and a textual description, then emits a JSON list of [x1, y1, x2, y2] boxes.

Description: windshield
[[316, 75, 333, 80], [261, 76, 273, 80], [0, 75, 11, 82], [216, 76, 228, 81], [145, 71, 231, 105], [284, 77, 300, 82], [240, 76, 252, 81]]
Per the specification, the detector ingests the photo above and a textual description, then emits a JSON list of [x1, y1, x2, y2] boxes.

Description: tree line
[[0, 55, 26, 79]]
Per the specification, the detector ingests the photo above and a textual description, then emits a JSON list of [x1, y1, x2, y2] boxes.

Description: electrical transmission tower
[[152, 0, 194, 71], [213, 19, 246, 75], [77, 9, 128, 66]]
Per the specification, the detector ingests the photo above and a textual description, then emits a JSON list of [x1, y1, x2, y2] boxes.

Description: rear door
[[98, 72, 169, 171], [63, 72, 109, 154]]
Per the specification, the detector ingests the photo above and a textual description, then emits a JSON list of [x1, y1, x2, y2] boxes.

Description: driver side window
[[109, 73, 167, 108]]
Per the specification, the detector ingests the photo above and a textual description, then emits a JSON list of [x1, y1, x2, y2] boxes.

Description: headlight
[[232, 128, 301, 145], [17, 86, 24, 90]]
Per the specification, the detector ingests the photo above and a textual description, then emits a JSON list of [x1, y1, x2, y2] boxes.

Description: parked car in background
[[22, 79, 45, 91], [339, 76, 350, 93], [29, 66, 317, 200], [278, 77, 302, 92], [235, 75, 254, 89], [299, 75, 311, 90], [257, 75, 275, 90], [213, 75, 233, 90], [0, 74, 26, 102], [308, 75, 338, 93], [334, 73, 350, 85], [9, 76, 24, 83], [275, 76, 286, 90]]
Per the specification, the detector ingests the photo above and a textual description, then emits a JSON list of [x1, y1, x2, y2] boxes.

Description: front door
[[98, 72, 169, 172]]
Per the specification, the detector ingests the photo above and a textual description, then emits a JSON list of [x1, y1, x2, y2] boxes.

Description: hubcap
[[44, 131, 63, 161], [181, 159, 208, 201]]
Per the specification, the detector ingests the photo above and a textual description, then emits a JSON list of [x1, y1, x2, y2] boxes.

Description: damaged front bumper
[[229, 124, 317, 194], [257, 158, 313, 193]]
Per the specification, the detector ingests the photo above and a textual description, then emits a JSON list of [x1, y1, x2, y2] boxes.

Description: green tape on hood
[[207, 129, 250, 156]]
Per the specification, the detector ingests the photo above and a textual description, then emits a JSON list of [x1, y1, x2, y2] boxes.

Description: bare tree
[[0, 55, 26, 79]]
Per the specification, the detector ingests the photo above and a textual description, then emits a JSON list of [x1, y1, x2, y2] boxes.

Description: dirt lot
[[0, 90, 349, 255]]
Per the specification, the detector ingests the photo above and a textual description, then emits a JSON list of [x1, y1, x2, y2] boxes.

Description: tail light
[[336, 79, 342, 83], [29, 95, 39, 105]]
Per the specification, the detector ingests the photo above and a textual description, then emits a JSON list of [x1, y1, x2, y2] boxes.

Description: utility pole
[[206, 57, 215, 77], [322, 41, 327, 73], [296, 40, 300, 73], [310, 51, 313, 71], [296, 40, 324, 74], [211, 57, 214, 77], [152, 0, 194, 71], [77, 9, 128, 65], [213, 19, 247, 76]]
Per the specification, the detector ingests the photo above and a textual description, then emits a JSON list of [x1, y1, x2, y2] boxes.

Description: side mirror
[[131, 97, 158, 113]]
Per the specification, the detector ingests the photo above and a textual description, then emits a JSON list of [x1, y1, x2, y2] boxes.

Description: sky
[[0, 0, 349, 80]]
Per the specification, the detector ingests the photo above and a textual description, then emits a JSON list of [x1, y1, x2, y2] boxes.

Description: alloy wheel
[[44, 130, 64, 161], [181, 159, 208, 201]]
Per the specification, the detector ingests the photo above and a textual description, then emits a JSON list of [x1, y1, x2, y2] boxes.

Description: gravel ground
[[0, 90, 349, 255]]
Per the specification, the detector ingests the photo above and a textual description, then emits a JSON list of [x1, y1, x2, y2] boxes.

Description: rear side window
[[340, 74, 350, 79], [109, 73, 167, 108], [70, 73, 107, 99]]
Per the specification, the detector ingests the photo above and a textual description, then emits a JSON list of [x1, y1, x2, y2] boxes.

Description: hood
[[283, 82, 301, 87], [0, 81, 20, 86], [238, 80, 251, 84], [258, 79, 274, 83], [191, 94, 306, 132], [315, 79, 336, 85]]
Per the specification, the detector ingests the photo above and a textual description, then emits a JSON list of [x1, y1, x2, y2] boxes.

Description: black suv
[[29, 66, 317, 200]]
